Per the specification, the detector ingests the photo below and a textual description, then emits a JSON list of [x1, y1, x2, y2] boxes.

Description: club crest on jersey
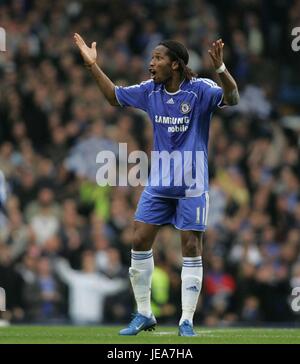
[[180, 102, 191, 114]]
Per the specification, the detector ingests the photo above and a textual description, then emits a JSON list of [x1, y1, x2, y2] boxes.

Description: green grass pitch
[[0, 326, 300, 344]]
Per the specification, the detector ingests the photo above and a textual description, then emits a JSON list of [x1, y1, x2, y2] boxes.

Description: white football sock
[[180, 256, 203, 326], [129, 249, 154, 318]]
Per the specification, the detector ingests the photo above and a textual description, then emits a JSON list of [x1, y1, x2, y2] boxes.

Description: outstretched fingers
[[208, 44, 217, 61], [210, 39, 222, 57], [208, 39, 225, 69], [216, 39, 224, 57], [74, 33, 86, 48]]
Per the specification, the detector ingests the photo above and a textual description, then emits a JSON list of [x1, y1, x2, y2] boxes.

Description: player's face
[[149, 45, 176, 83]]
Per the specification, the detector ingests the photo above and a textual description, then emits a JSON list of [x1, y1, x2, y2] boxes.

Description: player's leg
[[120, 191, 175, 335], [179, 230, 204, 335], [119, 220, 159, 335], [174, 192, 209, 336], [130, 220, 159, 318]]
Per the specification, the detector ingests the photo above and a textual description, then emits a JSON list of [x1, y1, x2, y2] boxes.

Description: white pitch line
[[153, 331, 177, 335]]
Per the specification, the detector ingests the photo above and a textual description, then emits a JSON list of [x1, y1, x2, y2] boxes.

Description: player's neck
[[164, 73, 185, 93]]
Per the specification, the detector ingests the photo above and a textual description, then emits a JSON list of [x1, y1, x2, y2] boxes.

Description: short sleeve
[[198, 78, 224, 111], [115, 80, 153, 112]]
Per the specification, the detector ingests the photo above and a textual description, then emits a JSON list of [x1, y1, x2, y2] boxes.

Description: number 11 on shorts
[[196, 207, 200, 224]]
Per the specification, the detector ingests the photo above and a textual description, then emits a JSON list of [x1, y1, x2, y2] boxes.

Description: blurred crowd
[[0, 0, 300, 326]]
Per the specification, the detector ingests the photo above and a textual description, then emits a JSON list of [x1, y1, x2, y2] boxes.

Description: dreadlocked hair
[[159, 40, 198, 80], [177, 58, 198, 80]]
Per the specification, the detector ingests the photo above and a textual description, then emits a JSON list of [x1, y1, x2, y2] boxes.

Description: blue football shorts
[[134, 190, 209, 231]]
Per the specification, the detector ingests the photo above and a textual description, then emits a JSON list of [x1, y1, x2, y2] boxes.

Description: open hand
[[74, 33, 97, 66], [208, 39, 224, 70]]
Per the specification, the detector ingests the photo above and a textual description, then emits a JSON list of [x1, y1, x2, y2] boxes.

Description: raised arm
[[54, 257, 77, 284], [73, 33, 119, 106], [208, 39, 239, 106]]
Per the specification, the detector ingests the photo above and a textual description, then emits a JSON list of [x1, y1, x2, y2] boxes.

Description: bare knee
[[132, 223, 158, 251], [132, 230, 149, 250], [181, 231, 203, 257]]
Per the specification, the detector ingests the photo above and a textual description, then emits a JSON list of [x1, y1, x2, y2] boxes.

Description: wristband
[[215, 63, 226, 73]]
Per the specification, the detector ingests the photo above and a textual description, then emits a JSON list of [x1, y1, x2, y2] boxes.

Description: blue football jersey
[[115, 78, 223, 198]]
